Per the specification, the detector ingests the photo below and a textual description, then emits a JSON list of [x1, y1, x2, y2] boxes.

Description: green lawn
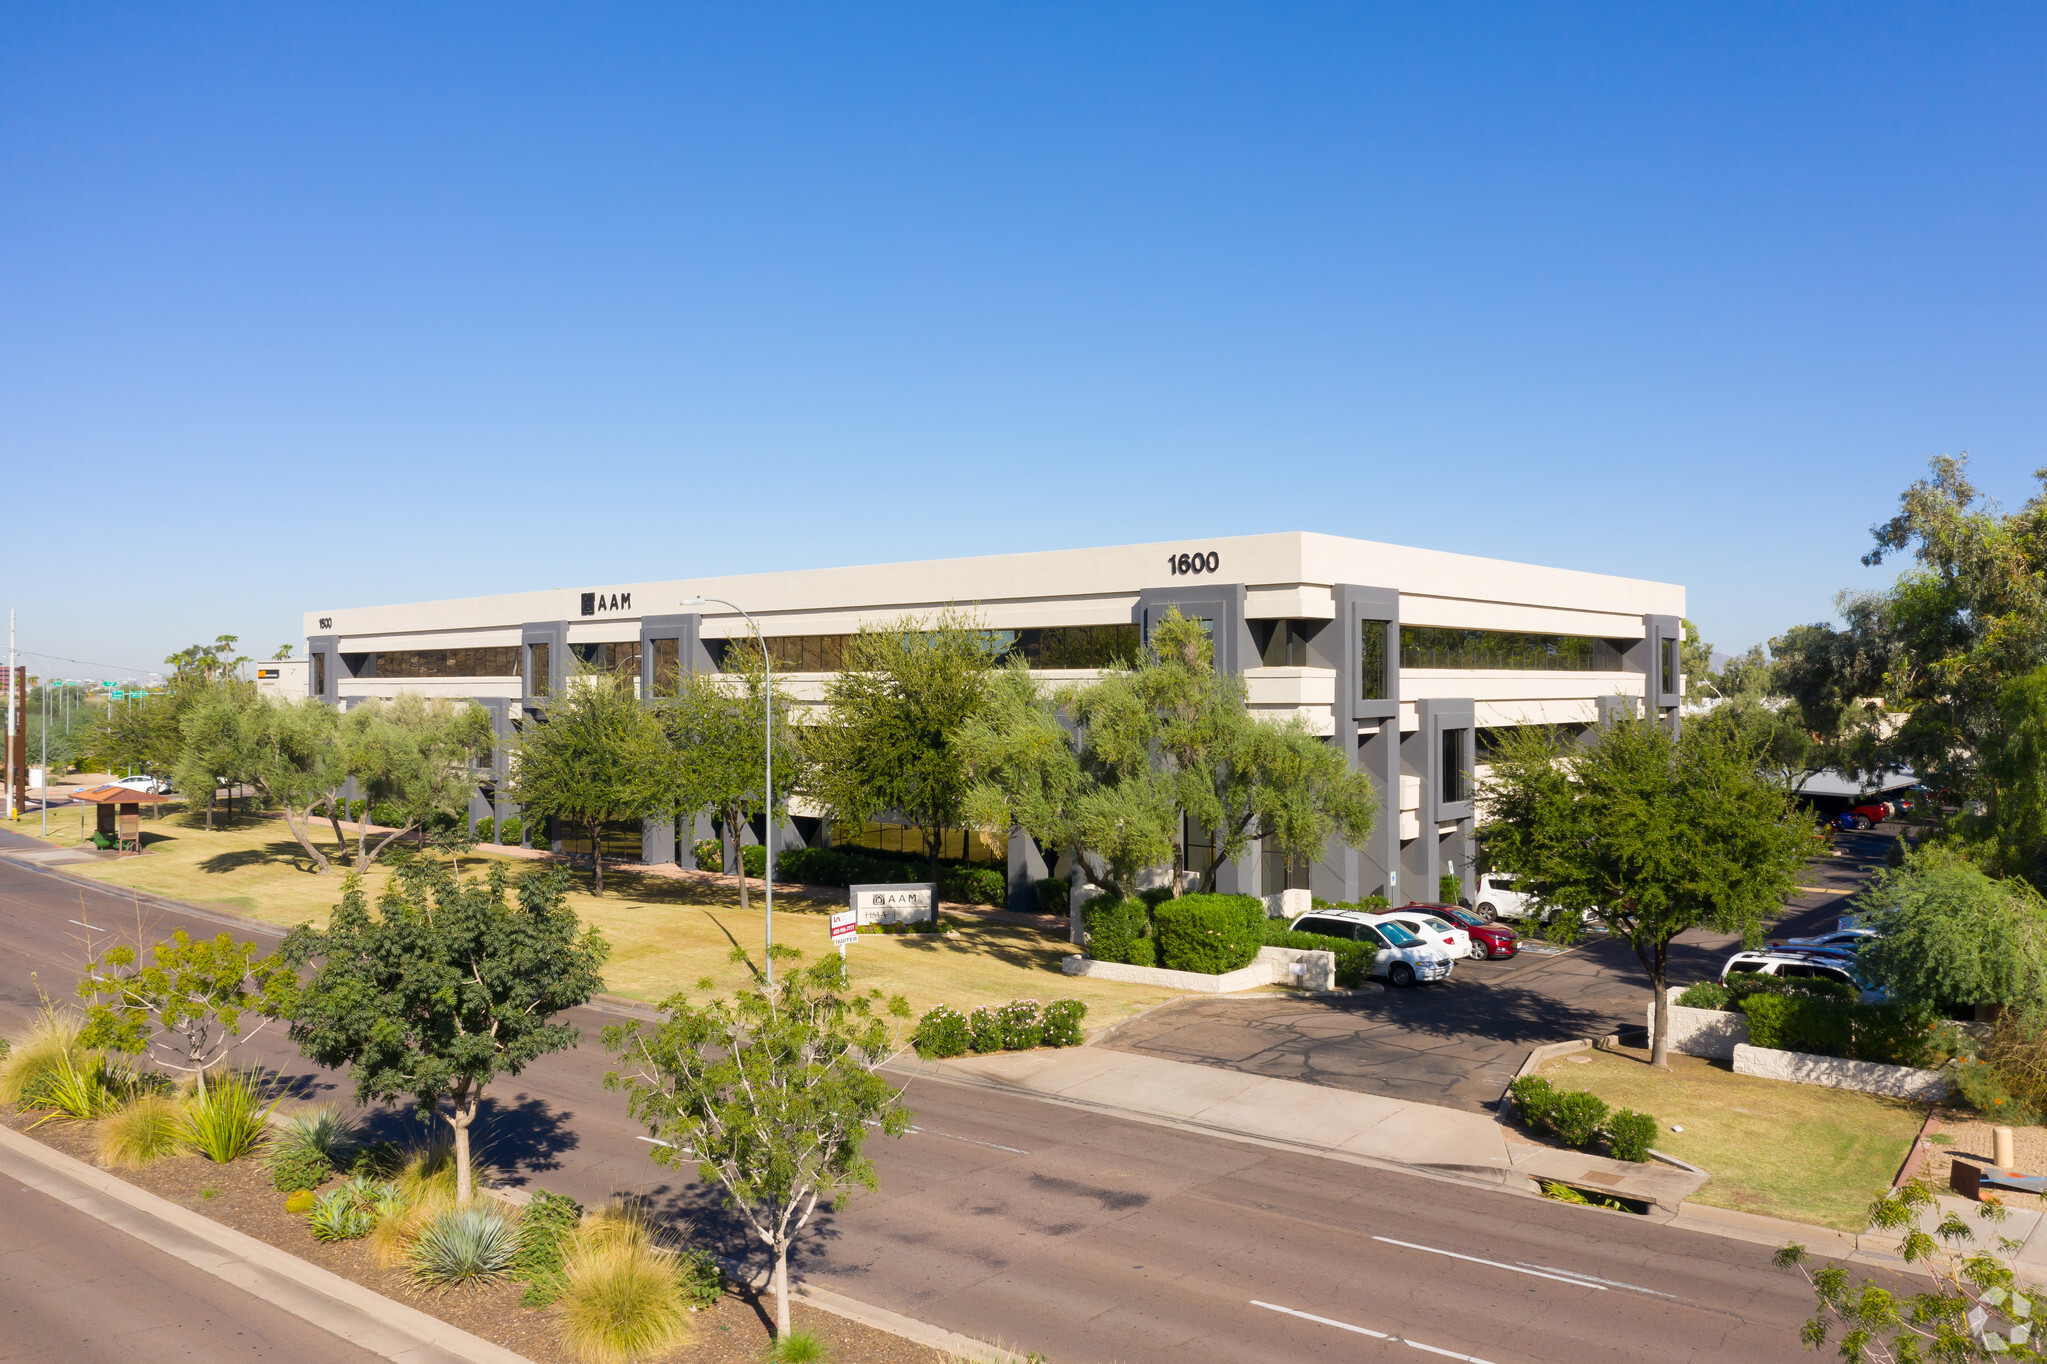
[[9, 808, 1185, 1026], [1538, 1047, 1927, 1230]]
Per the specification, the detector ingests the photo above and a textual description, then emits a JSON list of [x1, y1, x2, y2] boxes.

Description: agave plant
[[306, 1177, 387, 1242], [268, 1108, 361, 1191], [410, 1206, 522, 1287]]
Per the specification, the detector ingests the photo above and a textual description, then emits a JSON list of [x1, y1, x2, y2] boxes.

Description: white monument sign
[[849, 883, 936, 926]]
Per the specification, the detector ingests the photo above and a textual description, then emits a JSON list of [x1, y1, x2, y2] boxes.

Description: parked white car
[[1366, 908, 1471, 961], [1287, 910, 1455, 988], [1773, 927, 1880, 953], [111, 775, 170, 795], [1720, 949, 1888, 1004], [1472, 873, 1540, 922]]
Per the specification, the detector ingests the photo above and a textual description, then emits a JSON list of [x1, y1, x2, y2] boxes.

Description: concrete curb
[[793, 1280, 1031, 1363], [0, 1123, 533, 1364]]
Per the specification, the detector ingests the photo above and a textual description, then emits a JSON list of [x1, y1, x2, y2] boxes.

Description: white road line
[[1251, 1301, 1499, 1363], [909, 1125, 1030, 1155], [1515, 1262, 1675, 1299], [1371, 1236, 1609, 1289]]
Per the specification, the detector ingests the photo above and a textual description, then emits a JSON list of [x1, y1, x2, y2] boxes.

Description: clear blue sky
[[4, 4, 2042, 680]]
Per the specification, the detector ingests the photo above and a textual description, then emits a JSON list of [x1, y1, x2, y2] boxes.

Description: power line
[[12, 648, 157, 676]]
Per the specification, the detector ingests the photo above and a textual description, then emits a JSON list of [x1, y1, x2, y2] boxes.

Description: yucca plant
[[0, 1008, 81, 1104], [410, 1206, 522, 1287], [555, 1225, 691, 1364], [25, 1052, 134, 1125], [177, 1068, 276, 1162], [96, 1094, 185, 1167], [368, 1141, 472, 1266], [269, 1108, 360, 1191]]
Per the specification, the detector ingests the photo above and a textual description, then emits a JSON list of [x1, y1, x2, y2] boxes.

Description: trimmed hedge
[[473, 817, 495, 845], [694, 838, 722, 872], [1035, 878, 1070, 916], [1153, 894, 1264, 974], [1507, 1077, 1660, 1164], [912, 998, 1088, 1059], [768, 846, 1009, 906], [1261, 924, 1377, 988], [1083, 896, 1152, 965]]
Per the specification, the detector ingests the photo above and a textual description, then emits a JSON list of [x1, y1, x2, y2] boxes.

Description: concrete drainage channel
[[1501, 1028, 1705, 1215]]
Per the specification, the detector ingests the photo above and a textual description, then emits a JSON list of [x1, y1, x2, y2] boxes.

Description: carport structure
[[68, 784, 170, 855]]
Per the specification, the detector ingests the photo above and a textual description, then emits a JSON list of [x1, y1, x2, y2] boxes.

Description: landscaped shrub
[[269, 1108, 360, 1191], [178, 1069, 275, 1163], [938, 865, 1006, 907], [966, 1007, 1003, 1054], [1260, 924, 1377, 988], [911, 1005, 972, 1059], [509, 1188, 585, 1306], [474, 816, 496, 844], [411, 1206, 522, 1286], [741, 844, 766, 878], [1737, 993, 1853, 1057], [22, 1052, 136, 1123], [1547, 1090, 1611, 1148], [307, 1177, 387, 1242], [768, 1330, 828, 1363], [693, 839, 721, 872], [994, 1000, 1044, 1050], [1138, 886, 1178, 910], [1507, 1076, 1559, 1132], [1041, 999, 1088, 1048], [1083, 895, 1150, 964], [1124, 936, 1156, 967], [1035, 878, 1070, 916], [1952, 1059, 2039, 1124], [96, 1094, 184, 1168], [1153, 895, 1263, 975], [1674, 981, 1729, 1010], [676, 1247, 725, 1310], [1605, 1109, 1659, 1163], [1439, 874, 1462, 905], [497, 816, 525, 847], [556, 1210, 691, 1364]]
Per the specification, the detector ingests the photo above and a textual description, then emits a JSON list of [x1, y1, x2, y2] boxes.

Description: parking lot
[[1097, 829, 1895, 1113]]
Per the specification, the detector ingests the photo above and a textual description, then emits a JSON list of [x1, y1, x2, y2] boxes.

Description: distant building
[[254, 657, 308, 701], [300, 532, 1685, 908]]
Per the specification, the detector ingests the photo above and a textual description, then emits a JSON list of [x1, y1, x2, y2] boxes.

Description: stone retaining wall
[[1652, 986, 1751, 1060], [1732, 1043, 1952, 1101]]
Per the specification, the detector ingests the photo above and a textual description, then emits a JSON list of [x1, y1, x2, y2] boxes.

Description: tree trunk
[[449, 1081, 476, 1205], [926, 826, 940, 902], [772, 1237, 790, 1338], [729, 806, 749, 913], [1647, 941, 1670, 1069], [279, 803, 332, 872], [204, 788, 215, 832], [326, 798, 350, 861], [590, 820, 604, 896]]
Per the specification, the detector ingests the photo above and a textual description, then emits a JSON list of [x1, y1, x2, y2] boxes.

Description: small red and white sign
[[830, 909, 857, 944]]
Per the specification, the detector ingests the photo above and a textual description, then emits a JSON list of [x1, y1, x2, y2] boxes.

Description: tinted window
[[1294, 917, 1350, 940], [1727, 962, 1761, 975], [1357, 925, 1388, 948], [1377, 922, 1421, 947], [1780, 965, 1815, 979], [1420, 918, 1452, 935], [1816, 967, 1854, 986]]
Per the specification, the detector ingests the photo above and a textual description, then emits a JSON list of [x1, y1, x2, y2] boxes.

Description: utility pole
[[40, 673, 48, 835], [6, 608, 15, 821]]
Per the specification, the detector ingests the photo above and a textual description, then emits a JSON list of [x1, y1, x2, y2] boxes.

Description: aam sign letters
[[849, 883, 935, 926]]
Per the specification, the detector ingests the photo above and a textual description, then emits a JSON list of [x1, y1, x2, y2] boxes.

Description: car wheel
[[1468, 941, 1489, 961], [1389, 963, 1417, 989], [1474, 903, 1497, 923], [1854, 815, 1872, 830]]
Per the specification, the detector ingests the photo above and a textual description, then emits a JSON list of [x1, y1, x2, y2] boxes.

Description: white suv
[[1473, 874, 1539, 922], [1720, 949, 1888, 1004], [1288, 910, 1455, 988]]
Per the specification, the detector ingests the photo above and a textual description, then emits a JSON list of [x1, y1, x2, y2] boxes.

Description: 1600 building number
[[1167, 550, 1220, 576]]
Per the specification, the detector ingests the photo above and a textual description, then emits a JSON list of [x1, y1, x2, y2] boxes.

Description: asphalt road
[[0, 1172, 379, 1362], [1101, 829, 1897, 1113], [0, 831, 1880, 1363]]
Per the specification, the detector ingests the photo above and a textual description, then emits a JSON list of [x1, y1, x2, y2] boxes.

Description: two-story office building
[[302, 531, 1684, 909]]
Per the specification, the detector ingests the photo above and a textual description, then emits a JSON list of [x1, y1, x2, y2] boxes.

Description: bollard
[[1995, 1125, 2016, 1169]]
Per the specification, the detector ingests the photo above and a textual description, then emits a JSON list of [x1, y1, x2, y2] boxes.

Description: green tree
[[1777, 1180, 2040, 1361], [280, 863, 609, 1205], [1679, 619, 1715, 695], [963, 609, 1375, 899], [1480, 708, 1815, 1066], [808, 610, 999, 890], [661, 641, 804, 914], [77, 928, 294, 1092], [1859, 846, 2047, 1015], [335, 694, 494, 869], [604, 953, 910, 1339], [174, 686, 262, 831], [247, 697, 347, 871], [1977, 664, 2047, 884], [505, 670, 668, 895]]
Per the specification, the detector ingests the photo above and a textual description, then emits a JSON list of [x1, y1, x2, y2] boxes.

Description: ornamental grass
[[96, 1094, 185, 1168]]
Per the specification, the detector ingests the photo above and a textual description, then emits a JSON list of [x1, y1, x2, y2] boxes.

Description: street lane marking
[[1514, 1261, 1675, 1298], [1251, 1302, 1498, 1363], [1371, 1236, 1608, 1289], [909, 1125, 1029, 1155]]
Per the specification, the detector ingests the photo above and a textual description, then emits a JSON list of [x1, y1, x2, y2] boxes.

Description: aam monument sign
[[849, 883, 936, 927]]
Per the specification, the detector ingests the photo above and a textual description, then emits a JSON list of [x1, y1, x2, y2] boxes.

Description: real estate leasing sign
[[849, 883, 935, 926]]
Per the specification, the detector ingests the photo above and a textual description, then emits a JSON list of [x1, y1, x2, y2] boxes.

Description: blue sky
[[3, 3, 2042, 679]]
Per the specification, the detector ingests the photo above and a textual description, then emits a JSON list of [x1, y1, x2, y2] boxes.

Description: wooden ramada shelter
[[70, 784, 171, 855]]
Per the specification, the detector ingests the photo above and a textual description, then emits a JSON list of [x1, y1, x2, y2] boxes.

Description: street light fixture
[[678, 596, 778, 986]]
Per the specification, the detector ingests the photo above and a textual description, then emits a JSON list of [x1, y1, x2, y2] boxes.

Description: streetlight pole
[[678, 596, 777, 986]]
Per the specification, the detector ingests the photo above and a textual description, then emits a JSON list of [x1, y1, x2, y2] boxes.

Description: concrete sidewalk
[[910, 1044, 1708, 1211]]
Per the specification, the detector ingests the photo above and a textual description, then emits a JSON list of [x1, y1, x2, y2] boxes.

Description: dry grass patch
[[1537, 1045, 1926, 1230]]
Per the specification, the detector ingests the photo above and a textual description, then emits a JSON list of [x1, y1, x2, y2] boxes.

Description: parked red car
[[1401, 902, 1519, 960]]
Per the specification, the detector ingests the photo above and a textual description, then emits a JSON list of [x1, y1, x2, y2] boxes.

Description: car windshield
[[1445, 908, 1483, 929], [1377, 922, 1421, 947], [1420, 918, 1452, 934]]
